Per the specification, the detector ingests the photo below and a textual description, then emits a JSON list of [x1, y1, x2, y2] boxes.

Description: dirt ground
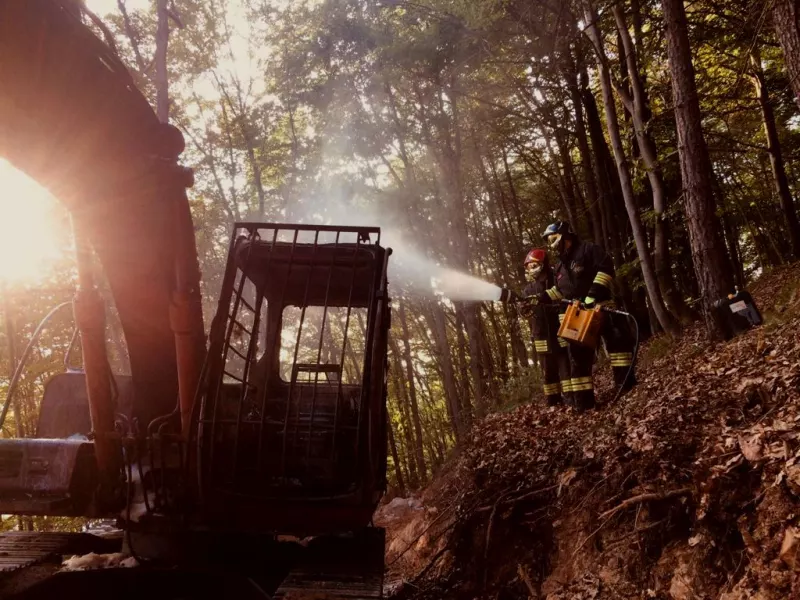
[[377, 263, 800, 599]]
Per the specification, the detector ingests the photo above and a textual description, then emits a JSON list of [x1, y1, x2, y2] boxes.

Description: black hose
[[610, 311, 639, 405]]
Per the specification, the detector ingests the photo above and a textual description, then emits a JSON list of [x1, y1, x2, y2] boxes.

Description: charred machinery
[[0, 2, 391, 598]]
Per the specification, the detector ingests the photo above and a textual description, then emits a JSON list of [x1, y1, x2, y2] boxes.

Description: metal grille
[[198, 223, 386, 499]]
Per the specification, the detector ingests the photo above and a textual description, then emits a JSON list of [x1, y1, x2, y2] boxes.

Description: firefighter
[[520, 248, 570, 406], [531, 221, 636, 411]]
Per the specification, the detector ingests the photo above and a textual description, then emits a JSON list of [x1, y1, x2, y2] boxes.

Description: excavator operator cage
[[197, 223, 391, 508]]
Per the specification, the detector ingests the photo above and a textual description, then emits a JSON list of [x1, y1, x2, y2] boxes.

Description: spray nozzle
[[499, 287, 520, 304]]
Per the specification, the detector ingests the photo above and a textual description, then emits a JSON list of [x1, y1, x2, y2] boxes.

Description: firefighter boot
[[571, 377, 596, 412], [560, 379, 574, 408], [539, 342, 565, 407], [567, 345, 596, 412]]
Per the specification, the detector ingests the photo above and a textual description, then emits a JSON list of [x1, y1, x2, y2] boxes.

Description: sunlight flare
[[0, 160, 69, 286]]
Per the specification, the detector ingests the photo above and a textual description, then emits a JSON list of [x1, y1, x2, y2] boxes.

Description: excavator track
[[0, 532, 119, 573], [274, 570, 383, 599], [0, 530, 385, 599], [273, 529, 385, 599]]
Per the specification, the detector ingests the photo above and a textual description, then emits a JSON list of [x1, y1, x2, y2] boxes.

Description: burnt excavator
[[0, 2, 391, 598]]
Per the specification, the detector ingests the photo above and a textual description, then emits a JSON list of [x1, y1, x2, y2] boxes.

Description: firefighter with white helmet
[[531, 221, 637, 411]]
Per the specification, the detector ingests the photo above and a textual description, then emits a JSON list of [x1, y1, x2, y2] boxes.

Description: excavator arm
[[0, 0, 205, 431], [0, 4, 388, 598]]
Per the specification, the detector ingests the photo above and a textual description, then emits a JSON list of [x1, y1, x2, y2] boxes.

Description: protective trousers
[[558, 311, 636, 411], [534, 337, 570, 406], [602, 312, 636, 387]]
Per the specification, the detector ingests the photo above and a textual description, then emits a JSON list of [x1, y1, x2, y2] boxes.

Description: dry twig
[[517, 563, 537, 598], [599, 487, 693, 520]]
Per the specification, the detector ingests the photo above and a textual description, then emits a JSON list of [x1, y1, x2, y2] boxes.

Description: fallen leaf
[[557, 468, 578, 497], [738, 434, 763, 462], [780, 527, 800, 570]]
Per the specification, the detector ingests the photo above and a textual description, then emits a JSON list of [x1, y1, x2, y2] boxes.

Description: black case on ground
[[712, 290, 763, 340]]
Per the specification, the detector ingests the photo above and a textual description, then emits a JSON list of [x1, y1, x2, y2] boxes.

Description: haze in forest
[[295, 198, 503, 302]]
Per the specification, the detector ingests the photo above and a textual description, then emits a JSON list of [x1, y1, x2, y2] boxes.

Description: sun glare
[[0, 160, 70, 286], [85, 0, 149, 16]]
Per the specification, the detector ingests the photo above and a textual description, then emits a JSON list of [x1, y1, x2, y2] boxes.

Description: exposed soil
[[378, 263, 800, 599]]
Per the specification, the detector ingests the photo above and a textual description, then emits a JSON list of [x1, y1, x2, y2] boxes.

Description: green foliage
[[637, 333, 678, 368], [497, 365, 542, 411]]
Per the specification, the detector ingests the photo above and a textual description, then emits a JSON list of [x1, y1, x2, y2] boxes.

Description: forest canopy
[[3, 0, 800, 495]]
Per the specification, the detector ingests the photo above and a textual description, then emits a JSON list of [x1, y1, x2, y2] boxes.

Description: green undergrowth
[[497, 365, 542, 412], [760, 279, 800, 330]]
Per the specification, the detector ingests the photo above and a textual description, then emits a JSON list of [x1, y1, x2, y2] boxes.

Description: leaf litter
[[380, 263, 800, 599]]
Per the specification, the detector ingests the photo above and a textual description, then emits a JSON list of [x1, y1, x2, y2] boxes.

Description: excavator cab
[[190, 222, 391, 533]]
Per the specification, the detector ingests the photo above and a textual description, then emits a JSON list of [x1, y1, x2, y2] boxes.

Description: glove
[[583, 297, 596, 310], [536, 292, 552, 305], [518, 302, 535, 318]]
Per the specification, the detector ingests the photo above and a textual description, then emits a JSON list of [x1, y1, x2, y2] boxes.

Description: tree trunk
[[771, 0, 800, 110], [3, 292, 23, 438], [390, 357, 419, 489], [501, 147, 526, 237], [397, 304, 427, 484], [459, 302, 487, 419], [750, 48, 800, 258], [387, 413, 406, 496], [154, 0, 170, 122], [453, 309, 472, 422], [661, 0, 733, 338], [613, 5, 691, 324], [567, 48, 604, 246], [582, 71, 624, 264], [423, 303, 464, 442], [584, 3, 679, 336], [544, 131, 578, 225], [721, 211, 745, 290]]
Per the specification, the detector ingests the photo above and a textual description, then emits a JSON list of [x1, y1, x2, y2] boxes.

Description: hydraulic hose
[[0, 301, 72, 432]]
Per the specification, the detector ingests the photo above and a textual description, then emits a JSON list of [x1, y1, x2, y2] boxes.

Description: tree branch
[[117, 0, 148, 74]]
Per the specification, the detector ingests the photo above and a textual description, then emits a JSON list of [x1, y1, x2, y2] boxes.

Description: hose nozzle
[[499, 287, 519, 304]]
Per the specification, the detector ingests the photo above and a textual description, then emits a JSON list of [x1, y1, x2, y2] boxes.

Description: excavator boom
[[0, 1, 390, 598]]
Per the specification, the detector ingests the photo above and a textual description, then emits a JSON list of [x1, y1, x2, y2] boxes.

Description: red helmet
[[524, 248, 547, 266]]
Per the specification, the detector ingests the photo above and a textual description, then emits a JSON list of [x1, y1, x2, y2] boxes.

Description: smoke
[[385, 231, 503, 302], [291, 198, 504, 303]]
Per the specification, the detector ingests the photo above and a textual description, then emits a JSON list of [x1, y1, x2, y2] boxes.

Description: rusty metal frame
[[192, 222, 385, 504]]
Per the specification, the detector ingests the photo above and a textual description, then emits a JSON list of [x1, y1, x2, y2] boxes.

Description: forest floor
[[376, 262, 800, 600]]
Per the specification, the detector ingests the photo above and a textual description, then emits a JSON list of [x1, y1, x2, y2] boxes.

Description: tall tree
[[584, 1, 679, 336], [612, 4, 690, 323], [771, 0, 800, 109], [661, 0, 733, 337], [750, 47, 800, 257]]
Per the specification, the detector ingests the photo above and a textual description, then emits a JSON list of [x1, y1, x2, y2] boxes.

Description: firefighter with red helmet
[[521, 247, 569, 406], [532, 221, 636, 411]]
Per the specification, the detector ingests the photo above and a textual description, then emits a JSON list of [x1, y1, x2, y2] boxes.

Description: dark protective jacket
[[523, 275, 559, 341], [540, 238, 615, 305]]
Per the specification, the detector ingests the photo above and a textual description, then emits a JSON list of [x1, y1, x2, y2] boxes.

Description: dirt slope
[[379, 263, 800, 600]]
